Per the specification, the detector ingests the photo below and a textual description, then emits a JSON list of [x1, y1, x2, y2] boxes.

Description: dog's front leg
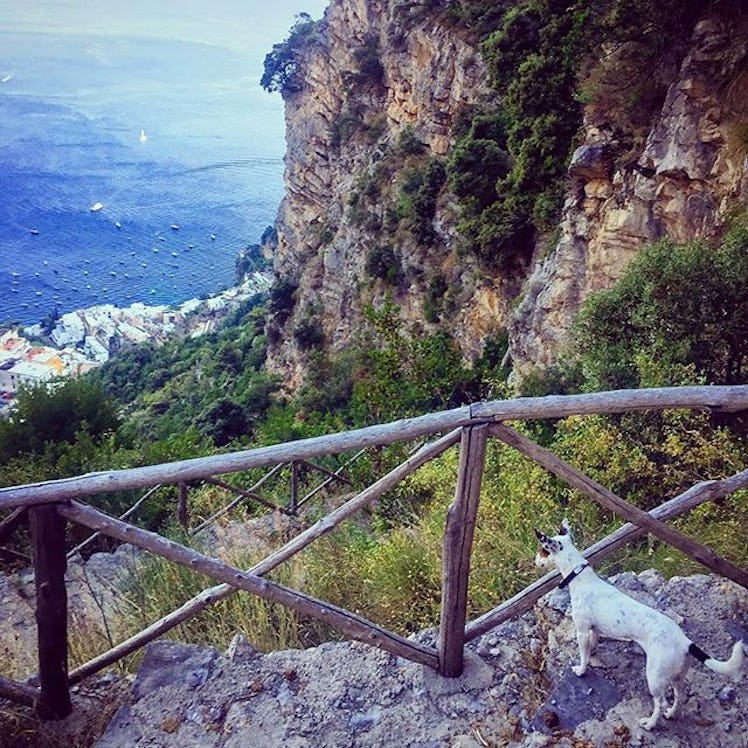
[[572, 627, 592, 676]]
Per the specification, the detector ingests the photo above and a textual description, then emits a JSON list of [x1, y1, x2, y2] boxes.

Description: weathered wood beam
[[66, 429, 460, 684], [3, 386, 746, 509], [0, 673, 38, 708], [491, 424, 748, 589], [67, 483, 163, 559], [0, 546, 31, 565], [177, 482, 189, 531], [299, 459, 353, 485], [438, 425, 488, 677], [30, 506, 71, 720], [0, 507, 27, 544], [191, 463, 287, 535], [58, 501, 438, 670], [471, 385, 748, 419], [465, 468, 748, 641], [296, 449, 367, 509], [203, 476, 292, 517]]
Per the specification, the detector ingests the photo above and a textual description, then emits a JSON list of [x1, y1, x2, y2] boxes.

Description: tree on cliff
[[261, 13, 318, 95]]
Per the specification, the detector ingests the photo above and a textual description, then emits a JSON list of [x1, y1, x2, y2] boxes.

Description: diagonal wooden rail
[[0, 386, 746, 721]]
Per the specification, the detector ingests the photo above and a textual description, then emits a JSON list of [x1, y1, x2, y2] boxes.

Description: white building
[[0, 359, 57, 393]]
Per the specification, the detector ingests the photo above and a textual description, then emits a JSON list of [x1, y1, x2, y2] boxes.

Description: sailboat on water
[[139, 129, 148, 143]]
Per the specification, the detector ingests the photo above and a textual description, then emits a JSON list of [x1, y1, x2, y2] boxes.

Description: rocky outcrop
[[266, 2, 748, 386], [96, 571, 747, 746], [508, 13, 748, 375]]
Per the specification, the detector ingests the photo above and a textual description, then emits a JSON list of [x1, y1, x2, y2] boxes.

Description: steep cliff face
[[267, 1, 748, 387], [509, 13, 748, 375], [267, 0, 508, 386]]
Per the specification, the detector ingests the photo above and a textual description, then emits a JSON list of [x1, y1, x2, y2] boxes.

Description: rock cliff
[[509, 13, 748, 376], [266, 1, 748, 386]]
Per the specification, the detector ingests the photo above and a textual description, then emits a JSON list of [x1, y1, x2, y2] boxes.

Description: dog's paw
[[572, 665, 586, 677], [664, 706, 677, 720], [638, 717, 657, 731]]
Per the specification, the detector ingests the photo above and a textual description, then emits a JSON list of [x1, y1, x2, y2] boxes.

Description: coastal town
[[0, 272, 272, 416]]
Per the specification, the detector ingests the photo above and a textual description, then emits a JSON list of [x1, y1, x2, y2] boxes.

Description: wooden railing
[[0, 385, 747, 720]]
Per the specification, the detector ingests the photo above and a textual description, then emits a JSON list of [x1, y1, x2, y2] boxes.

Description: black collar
[[559, 562, 589, 589]]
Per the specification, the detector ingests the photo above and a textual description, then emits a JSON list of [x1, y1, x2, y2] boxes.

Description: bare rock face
[[508, 15, 748, 375]]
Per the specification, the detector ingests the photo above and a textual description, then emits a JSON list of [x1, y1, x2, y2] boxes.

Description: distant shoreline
[[0, 272, 272, 415]]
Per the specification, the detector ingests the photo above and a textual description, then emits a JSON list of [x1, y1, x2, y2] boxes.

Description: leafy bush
[[196, 398, 248, 446], [574, 226, 748, 390], [395, 159, 446, 244], [293, 314, 325, 351], [268, 278, 298, 326], [0, 378, 119, 462], [365, 244, 403, 285], [394, 126, 427, 157], [343, 34, 384, 88]]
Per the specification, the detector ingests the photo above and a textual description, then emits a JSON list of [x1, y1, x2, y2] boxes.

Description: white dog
[[534, 520, 745, 730]]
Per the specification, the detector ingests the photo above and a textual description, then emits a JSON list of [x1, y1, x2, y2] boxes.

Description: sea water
[[0, 25, 289, 325]]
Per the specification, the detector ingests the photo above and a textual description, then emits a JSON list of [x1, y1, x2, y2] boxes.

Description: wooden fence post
[[29, 504, 71, 720], [438, 424, 488, 677]]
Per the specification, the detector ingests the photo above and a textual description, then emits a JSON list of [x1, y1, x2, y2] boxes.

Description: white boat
[[90, 202, 104, 212], [139, 129, 148, 143]]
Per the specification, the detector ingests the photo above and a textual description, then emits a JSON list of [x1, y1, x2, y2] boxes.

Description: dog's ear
[[534, 528, 547, 542], [559, 518, 572, 536]]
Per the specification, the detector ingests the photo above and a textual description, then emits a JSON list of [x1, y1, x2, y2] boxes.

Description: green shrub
[[365, 244, 404, 285], [0, 378, 119, 462], [395, 159, 446, 244], [574, 227, 748, 389], [293, 314, 325, 351]]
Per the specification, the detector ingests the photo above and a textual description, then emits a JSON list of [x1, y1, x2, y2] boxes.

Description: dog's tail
[[689, 640, 745, 675]]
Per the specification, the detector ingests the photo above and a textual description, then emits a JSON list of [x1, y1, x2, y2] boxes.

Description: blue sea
[[0, 17, 296, 325]]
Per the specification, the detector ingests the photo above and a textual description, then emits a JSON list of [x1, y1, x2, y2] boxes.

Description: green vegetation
[[439, 0, 708, 265], [0, 377, 119, 464], [260, 13, 318, 95], [1, 1, 746, 668], [575, 229, 748, 390], [395, 159, 446, 245]]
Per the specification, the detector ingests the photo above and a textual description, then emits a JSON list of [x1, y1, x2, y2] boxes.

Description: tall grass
[[111, 411, 746, 660]]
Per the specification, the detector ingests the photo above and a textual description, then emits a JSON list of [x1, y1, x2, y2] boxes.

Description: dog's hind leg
[[639, 692, 665, 731], [640, 658, 670, 730], [589, 628, 602, 667], [572, 627, 593, 676], [664, 680, 683, 720], [664, 659, 690, 720]]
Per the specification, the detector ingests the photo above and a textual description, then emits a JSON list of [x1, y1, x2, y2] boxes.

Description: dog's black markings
[[688, 642, 709, 663]]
